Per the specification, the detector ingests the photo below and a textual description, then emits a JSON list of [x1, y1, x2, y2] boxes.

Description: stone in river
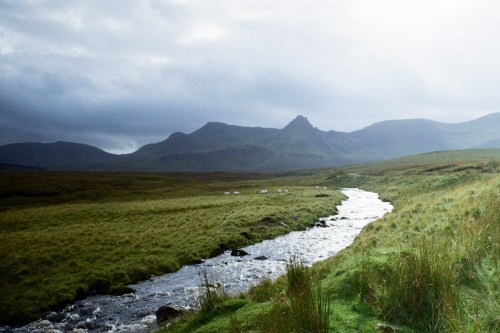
[[156, 305, 185, 323], [231, 249, 250, 256]]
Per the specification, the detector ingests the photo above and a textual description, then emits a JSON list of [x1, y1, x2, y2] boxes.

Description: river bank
[[2, 188, 392, 333], [0, 172, 344, 326], [160, 161, 499, 333]]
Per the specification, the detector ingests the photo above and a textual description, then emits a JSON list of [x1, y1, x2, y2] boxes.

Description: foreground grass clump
[[258, 258, 330, 333], [0, 172, 343, 325], [353, 191, 500, 332], [160, 259, 330, 333]]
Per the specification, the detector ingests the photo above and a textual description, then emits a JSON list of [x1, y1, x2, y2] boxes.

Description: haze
[[1, 0, 500, 153]]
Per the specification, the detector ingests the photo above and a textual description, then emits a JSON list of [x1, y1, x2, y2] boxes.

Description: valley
[[1, 149, 499, 332]]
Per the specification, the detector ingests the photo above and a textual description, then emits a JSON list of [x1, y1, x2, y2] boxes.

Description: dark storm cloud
[[2, 0, 500, 152]]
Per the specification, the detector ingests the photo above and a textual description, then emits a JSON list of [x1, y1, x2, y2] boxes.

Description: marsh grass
[[156, 159, 499, 333], [162, 269, 249, 333], [259, 258, 331, 333], [380, 239, 460, 332], [198, 270, 226, 312], [348, 180, 500, 332], [0, 172, 343, 325]]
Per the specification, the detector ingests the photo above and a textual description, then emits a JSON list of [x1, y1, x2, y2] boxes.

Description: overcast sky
[[1, 0, 500, 153]]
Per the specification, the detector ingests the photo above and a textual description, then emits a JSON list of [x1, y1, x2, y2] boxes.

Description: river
[[2, 188, 392, 333]]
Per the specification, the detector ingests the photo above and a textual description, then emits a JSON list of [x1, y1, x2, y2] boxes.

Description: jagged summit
[[283, 115, 314, 132], [2, 113, 500, 172]]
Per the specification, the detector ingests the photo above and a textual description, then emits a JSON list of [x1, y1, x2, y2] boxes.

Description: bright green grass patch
[[0, 172, 343, 325]]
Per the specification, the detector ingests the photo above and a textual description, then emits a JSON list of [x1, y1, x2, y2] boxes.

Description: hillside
[[0, 141, 115, 170], [1, 113, 500, 171]]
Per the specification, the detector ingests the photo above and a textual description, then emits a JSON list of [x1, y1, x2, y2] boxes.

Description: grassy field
[[0, 172, 343, 325], [2, 150, 499, 331], [158, 152, 499, 333]]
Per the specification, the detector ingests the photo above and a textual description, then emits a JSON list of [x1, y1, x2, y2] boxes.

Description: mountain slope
[[0, 141, 115, 170], [135, 122, 279, 156], [1, 113, 500, 172], [347, 119, 449, 159]]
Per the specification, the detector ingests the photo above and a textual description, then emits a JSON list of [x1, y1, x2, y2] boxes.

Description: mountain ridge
[[1, 113, 500, 172]]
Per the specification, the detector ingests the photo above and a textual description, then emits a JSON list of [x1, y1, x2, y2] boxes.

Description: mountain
[[134, 122, 279, 156], [348, 113, 500, 159], [0, 141, 115, 170], [1, 113, 500, 172]]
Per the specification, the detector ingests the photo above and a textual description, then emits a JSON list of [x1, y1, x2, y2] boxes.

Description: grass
[[258, 258, 330, 333], [0, 172, 343, 325], [324, 160, 500, 332], [2, 150, 499, 331], [162, 258, 330, 333], [156, 152, 499, 333]]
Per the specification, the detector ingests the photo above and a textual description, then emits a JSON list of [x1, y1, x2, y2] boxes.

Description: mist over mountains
[[2, 113, 500, 172]]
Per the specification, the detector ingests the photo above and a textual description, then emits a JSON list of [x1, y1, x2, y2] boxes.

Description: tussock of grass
[[258, 258, 330, 333], [379, 240, 460, 332], [161, 259, 331, 333]]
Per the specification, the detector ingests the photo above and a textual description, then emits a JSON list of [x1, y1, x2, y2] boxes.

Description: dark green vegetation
[[0, 172, 343, 325], [159, 151, 499, 333], [2, 113, 500, 172]]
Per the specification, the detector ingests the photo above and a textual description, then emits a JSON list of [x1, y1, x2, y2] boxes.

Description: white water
[[2, 188, 392, 333]]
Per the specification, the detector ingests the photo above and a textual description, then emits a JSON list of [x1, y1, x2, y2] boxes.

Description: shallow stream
[[3, 188, 392, 333]]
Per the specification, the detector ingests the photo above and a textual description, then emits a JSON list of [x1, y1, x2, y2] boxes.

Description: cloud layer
[[1, 0, 500, 153]]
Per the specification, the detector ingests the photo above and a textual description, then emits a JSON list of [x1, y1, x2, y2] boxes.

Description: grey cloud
[[1, 0, 500, 152]]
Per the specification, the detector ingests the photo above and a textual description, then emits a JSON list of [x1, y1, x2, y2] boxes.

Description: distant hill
[[0, 163, 45, 172], [0, 141, 115, 170], [1, 113, 500, 172], [345, 148, 500, 174]]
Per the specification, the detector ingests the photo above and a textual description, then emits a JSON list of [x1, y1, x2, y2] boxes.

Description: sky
[[1, 0, 500, 154]]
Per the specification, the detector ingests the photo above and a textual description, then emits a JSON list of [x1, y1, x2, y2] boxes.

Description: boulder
[[156, 305, 184, 323], [231, 249, 249, 256], [253, 256, 268, 260], [312, 221, 328, 228]]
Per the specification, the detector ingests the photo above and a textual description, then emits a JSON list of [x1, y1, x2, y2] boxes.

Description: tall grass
[[197, 270, 226, 312], [380, 239, 460, 332], [356, 189, 500, 332], [259, 258, 331, 333], [0, 172, 343, 325]]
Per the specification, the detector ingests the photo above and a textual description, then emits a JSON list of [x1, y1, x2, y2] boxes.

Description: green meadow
[[158, 151, 500, 333], [1, 149, 499, 332], [0, 172, 342, 325]]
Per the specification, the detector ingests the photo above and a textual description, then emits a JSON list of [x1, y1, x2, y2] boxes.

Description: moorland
[[1, 148, 499, 332], [0, 170, 344, 325]]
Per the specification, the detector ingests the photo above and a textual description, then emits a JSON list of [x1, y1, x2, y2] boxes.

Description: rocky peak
[[283, 115, 314, 133]]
